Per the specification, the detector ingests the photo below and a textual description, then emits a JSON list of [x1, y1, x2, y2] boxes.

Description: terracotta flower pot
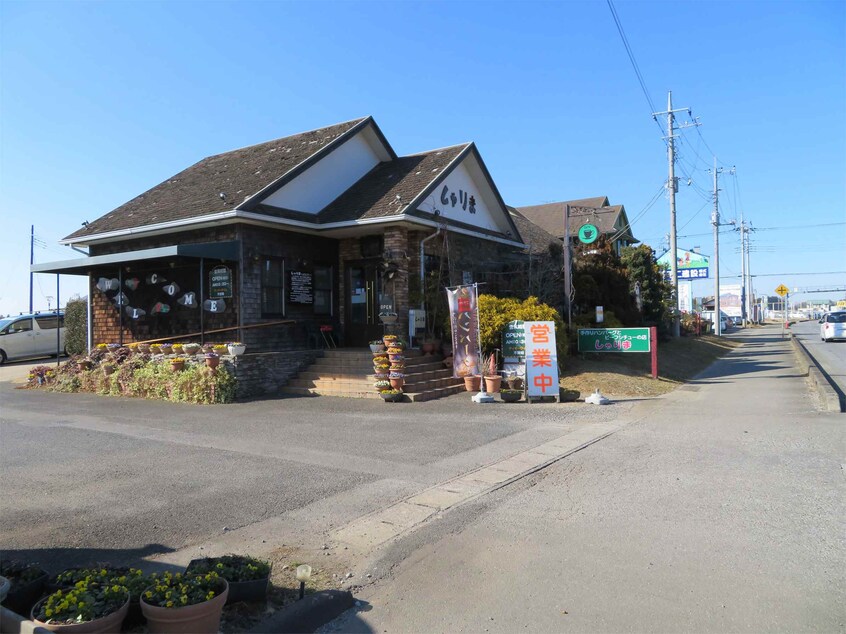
[[464, 376, 481, 392], [205, 356, 220, 369], [390, 378, 404, 390], [159, 345, 173, 355], [31, 595, 129, 634], [171, 361, 185, 372], [421, 342, 435, 355], [382, 336, 398, 347], [140, 581, 228, 634], [484, 376, 502, 393]]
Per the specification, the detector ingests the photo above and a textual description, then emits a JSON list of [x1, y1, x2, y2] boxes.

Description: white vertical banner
[[678, 281, 693, 313], [524, 321, 559, 398]]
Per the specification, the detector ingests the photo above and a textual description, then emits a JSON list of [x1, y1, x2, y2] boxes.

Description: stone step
[[279, 383, 467, 402], [297, 368, 454, 382], [312, 358, 445, 373], [288, 374, 461, 391], [321, 348, 425, 360]]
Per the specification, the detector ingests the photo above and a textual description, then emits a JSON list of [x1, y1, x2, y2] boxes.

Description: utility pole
[[29, 225, 34, 313], [709, 159, 735, 336], [653, 91, 698, 337]]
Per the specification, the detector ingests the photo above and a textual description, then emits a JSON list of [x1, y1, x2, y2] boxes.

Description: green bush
[[478, 295, 567, 359], [64, 296, 87, 355]]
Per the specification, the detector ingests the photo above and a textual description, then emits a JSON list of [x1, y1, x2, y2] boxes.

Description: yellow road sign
[[775, 284, 789, 297]]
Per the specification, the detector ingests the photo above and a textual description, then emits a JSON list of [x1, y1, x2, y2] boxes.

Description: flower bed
[[26, 345, 238, 404]]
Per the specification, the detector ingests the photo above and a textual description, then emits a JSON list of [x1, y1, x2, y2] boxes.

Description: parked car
[[819, 311, 846, 342], [700, 310, 731, 332], [0, 311, 66, 364]]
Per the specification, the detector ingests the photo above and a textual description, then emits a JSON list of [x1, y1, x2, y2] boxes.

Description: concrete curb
[[247, 590, 354, 634], [790, 335, 844, 413], [0, 606, 51, 634]]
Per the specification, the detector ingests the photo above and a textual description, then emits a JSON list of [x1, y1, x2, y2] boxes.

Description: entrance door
[[345, 262, 382, 347]]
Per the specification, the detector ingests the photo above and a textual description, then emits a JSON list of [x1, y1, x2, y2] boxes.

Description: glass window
[[8, 318, 33, 333], [35, 315, 63, 329], [313, 265, 333, 316], [261, 258, 285, 316]]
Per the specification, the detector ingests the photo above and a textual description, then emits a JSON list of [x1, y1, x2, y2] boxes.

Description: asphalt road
[[0, 375, 634, 571], [324, 326, 845, 633], [791, 319, 846, 397]]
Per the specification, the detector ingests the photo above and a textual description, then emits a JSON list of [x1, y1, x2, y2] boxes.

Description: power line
[[605, 0, 666, 140]]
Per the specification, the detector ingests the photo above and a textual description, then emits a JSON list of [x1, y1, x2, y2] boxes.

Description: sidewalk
[[323, 326, 846, 632]]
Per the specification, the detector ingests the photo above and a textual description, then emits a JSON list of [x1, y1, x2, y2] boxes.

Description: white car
[[0, 311, 66, 364], [819, 311, 846, 342]]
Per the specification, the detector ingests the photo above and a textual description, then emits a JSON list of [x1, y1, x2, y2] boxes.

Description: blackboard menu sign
[[209, 266, 233, 299], [289, 270, 313, 304]]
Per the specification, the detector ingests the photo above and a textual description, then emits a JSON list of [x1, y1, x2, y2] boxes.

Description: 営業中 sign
[[524, 321, 558, 397]]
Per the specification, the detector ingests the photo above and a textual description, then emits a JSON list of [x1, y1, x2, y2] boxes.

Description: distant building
[[515, 196, 639, 255]]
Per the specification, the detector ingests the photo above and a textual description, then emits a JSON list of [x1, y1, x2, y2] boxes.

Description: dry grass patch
[[561, 334, 742, 398]]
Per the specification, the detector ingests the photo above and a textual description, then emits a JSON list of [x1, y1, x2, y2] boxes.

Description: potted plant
[[483, 354, 501, 393], [213, 344, 229, 355], [183, 343, 201, 356], [170, 358, 186, 372], [379, 312, 398, 324], [501, 389, 522, 403], [463, 375, 481, 392], [559, 388, 581, 402], [159, 343, 173, 355], [379, 388, 403, 402], [149, 343, 162, 354], [138, 343, 151, 354], [31, 575, 130, 633], [227, 342, 246, 356], [382, 334, 398, 348], [140, 571, 228, 634], [0, 560, 48, 618], [369, 340, 386, 353], [374, 379, 391, 393], [171, 343, 184, 355], [204, 352, 220, 369], [185, 555, 271, 604], [388, 371, 405, 390], [48, 567, 153, 629]]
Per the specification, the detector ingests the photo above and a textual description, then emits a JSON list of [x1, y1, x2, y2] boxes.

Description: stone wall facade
[[232, 350, 323, 399]]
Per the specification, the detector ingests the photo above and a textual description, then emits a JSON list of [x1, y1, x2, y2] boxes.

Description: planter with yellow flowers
[[140, 571, 228, 634], [31, 575, 129, 633], [185, 555, 271, 604]]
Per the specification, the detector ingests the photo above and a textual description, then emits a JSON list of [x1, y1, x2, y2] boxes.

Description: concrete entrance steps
[[281, 348, 466, 402]]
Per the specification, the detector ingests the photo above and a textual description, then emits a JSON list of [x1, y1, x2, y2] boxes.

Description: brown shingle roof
[[516, 198, 637, 243], [64, 118, 368, 240], [316, 144, 469, 224], [507, 207, 562, 255]]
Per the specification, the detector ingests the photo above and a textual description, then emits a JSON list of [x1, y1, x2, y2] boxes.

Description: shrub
[[478, 295, 567, 359], [64, 296, 87, 355]]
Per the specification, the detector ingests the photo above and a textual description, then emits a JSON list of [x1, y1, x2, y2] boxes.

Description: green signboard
[[209, 266, 233, 299], [578, 328, 651, 352], [578, 223, 599, 244], [502, 320, 525, 360]]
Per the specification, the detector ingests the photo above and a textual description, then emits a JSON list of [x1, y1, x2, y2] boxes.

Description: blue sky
[[1, 0, 844, 315]]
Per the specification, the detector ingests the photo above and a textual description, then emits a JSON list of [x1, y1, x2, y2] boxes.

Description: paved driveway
[[0, 379, 632, 571]]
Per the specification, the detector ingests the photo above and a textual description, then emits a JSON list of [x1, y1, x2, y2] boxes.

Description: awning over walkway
[[31, 241, 241, 276]]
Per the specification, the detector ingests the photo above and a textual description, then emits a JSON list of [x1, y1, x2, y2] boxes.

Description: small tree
[[64, 295, 87, 355], [621, 244, 674, 334]]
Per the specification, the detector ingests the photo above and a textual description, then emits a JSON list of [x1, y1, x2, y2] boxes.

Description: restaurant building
[[33, 117, 549, 394]]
